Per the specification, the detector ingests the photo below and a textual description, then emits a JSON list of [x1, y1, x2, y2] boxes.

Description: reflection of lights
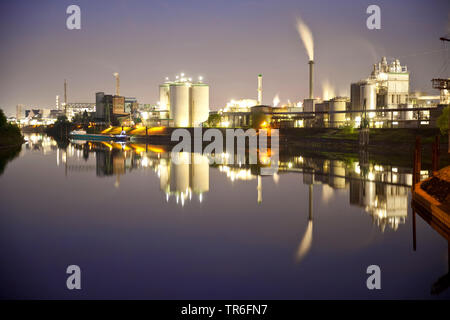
[[199, 193, 203, 203], [273, 173, 279, 184], [354, 162, 361, 175], [219, 166, 255, 181], [368, 172, 375, 181], [141, 157, 149, 167], [374, 165, 383, 172], [392, 167, 398, 173]]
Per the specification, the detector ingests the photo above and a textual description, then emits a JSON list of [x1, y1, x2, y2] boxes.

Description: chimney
[[308, 61, 314, 100], [114, 73, 120, 96], [257, 74, 262, 105]]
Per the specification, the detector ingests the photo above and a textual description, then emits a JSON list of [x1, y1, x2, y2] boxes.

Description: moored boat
[[69, 130, 129, 142]]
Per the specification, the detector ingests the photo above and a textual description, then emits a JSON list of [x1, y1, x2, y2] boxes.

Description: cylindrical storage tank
[[159, 84, 170, 112], [170, 152, 190, 194], [329, 97, 347, 128], [400, 103, 413, 121], [190, 153, 209, 193], [360, 82, 376, 115], [190, 84, 210, 127], [170, 83, 190, 127]]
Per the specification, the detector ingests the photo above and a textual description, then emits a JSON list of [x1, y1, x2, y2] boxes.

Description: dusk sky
[[0, 0, 449, 115]]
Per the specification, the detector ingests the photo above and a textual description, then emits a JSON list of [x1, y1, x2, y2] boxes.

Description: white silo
[[190, 83, 209, 127], [400, 103, 413, 121], [329, 97, 347, 128], [360, 82, 376, 115], [159, 84, 170, 112], [170, 83, 191, 127]]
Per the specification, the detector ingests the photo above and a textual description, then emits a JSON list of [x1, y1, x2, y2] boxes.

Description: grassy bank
[[281, 127, 447, 152]]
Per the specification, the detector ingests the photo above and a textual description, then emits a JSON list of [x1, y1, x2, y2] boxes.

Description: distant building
[[16, 104, 25, 120], [124, 97, 138, 114], [95, 92, 130, 124], [350, 57, 410, 114], [112, 96, 126, 115]]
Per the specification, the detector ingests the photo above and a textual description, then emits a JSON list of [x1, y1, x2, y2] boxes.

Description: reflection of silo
[[360, 82, 376, 114], [159, 160, 170, 192], [190, 84, 209, 127], [170, 152, 190, 193], [159, 84, 170, 112], [191, 153, 209, 193], [170, 83, 190, 127], [329, 97, 347, 128], [330, 160, 346, 189], [363, 181, 376, 207]]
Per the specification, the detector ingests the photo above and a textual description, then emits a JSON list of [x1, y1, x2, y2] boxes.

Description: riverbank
[[281, 128, 446, 152], [413, 166, 450, 230], [0, 111, 24, 149]]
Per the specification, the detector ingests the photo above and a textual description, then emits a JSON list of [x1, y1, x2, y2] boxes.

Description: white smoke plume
[[296, 17, 314, 61], [322, 79, 335, 101], [273, 94, 280, 107]]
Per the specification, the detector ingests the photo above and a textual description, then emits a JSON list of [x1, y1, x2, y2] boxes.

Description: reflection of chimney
[[308, 184, 313, 220], [308, 61, 314, 99], [257, 74, 262, 105], [257, 175, 262, 204]]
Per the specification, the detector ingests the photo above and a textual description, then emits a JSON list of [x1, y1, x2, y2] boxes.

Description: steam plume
[[273, 94, 280, 107], [296, 17, 314, 61]]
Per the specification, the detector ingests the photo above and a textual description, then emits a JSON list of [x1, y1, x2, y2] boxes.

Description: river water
[[0, 134, 448, 299]]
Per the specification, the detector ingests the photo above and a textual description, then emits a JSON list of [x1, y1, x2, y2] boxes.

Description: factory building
[[346, 56, 447, 128], [124, 97, 138, 114], [349, 57, 413, 126], [95, 92, 132, 124], [351, 57, 409, 113], [157, 75, 210, 127]]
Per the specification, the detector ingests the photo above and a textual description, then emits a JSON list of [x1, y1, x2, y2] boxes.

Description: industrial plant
[[8, 16, 449, 134]]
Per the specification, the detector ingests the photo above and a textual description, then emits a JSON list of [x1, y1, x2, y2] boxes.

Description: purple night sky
[[0, 0, 449, 114]]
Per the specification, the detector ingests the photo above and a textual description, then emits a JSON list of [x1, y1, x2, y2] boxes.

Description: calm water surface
[[0, 134, 448, 299]]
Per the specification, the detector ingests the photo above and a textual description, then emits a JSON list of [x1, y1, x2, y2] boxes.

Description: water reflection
[[22, 134, 416, 230], [412, 200, 450, 295], [6, 134, 447, 299]]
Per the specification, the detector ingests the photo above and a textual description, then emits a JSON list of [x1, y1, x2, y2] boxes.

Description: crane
[[431, 35, 450, 104]]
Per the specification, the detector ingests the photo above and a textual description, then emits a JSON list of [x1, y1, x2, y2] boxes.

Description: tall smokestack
[[64, 79, 67, 116], [308, 60, 314, 99], [114, 72, 120, 96], [257, 74, 262, 105]]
